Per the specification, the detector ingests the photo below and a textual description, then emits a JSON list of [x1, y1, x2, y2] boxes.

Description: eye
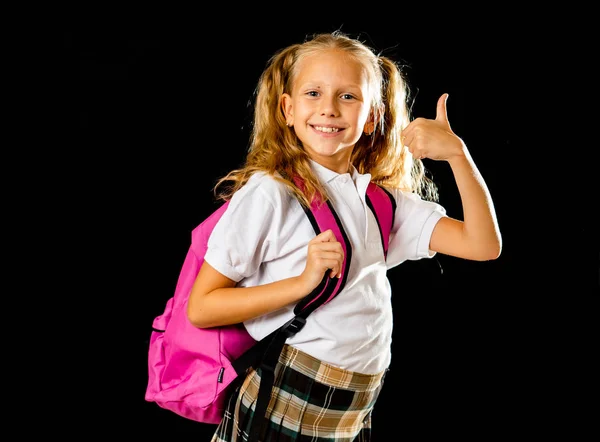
[[341, 93, 356, 100], [306, 90, 320, 97]]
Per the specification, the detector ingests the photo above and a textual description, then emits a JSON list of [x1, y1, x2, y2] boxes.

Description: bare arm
[[187, 229, 344, 328], [403, 93, 502, 261], [430, 149, 502, 260], [187, 261, 308, 328]]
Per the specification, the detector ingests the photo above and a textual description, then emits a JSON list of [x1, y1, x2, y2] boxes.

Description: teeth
[[314, 126, 339, 133]]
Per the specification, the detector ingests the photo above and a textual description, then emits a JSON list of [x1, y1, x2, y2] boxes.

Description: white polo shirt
[[204, 161, 446, 374]]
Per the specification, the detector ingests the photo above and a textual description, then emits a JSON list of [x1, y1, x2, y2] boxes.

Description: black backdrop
[[71, 13, 598, 439]]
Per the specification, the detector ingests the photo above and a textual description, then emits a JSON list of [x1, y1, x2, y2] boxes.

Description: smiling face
[[281, 49, 372, 174]]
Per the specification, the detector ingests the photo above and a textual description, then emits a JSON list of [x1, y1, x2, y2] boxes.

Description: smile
[[313, 126, 341, 133]]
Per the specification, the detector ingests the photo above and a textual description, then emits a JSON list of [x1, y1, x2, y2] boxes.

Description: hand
[[298, 229, 344, 293], [401, 93, 465, 161]]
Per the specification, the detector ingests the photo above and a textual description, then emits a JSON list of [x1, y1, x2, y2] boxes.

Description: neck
[[309, 154, 352, 175]]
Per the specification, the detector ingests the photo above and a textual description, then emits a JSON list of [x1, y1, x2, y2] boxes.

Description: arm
[[186, 261, 307, 328], [187, 229, 344, 328], [430, 149, 502, 261], [402, 93, 502, 261]]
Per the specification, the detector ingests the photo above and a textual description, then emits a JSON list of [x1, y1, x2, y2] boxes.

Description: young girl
[[187, 31, 501, 441]]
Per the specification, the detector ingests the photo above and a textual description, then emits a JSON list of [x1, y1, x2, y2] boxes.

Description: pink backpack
[[145, 181, 395, 426]]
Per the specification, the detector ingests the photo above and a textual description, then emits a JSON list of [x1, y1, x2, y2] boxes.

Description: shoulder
[[389, 187, 439, 206], [226, 172, 296, 217], [386, 187, 446, 219], [233, 172, 290, 203]]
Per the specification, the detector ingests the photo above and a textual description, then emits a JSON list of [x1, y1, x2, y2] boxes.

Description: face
[[281, 49, 372, 173]]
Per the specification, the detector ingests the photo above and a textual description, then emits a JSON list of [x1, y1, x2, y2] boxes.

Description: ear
[[364, 106, 382, 135], [363, 111, 377, 135], [281, 93, 294, 127]]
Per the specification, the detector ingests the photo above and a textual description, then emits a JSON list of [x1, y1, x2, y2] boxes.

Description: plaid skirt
[[211, 344, 386, 442]]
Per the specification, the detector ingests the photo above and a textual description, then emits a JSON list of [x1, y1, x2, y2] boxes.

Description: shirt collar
[[309, 159, 339, 183], [309, 160, 373, 195]]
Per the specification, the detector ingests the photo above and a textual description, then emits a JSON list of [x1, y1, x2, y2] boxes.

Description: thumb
[[435, 93, 450, 127]]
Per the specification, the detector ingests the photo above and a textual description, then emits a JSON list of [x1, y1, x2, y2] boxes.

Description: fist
[[299, 229, 344, 293]]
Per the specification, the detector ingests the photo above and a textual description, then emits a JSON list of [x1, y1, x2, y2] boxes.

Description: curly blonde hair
[[214, 30, 438, 207]]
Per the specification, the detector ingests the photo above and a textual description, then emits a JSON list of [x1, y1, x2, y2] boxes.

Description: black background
[[69, 11, 597, 439]]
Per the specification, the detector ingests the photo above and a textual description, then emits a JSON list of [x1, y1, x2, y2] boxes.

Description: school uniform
[[205, 161, 446, 441]]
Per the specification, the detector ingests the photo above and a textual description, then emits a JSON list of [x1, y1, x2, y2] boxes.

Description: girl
[[187, 31, 501, 441]]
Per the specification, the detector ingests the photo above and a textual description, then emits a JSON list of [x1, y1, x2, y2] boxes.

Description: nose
[[319, 95, 339, 117]]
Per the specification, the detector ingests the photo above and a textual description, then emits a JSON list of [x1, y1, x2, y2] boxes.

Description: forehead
[[294, 49, 369, 87]]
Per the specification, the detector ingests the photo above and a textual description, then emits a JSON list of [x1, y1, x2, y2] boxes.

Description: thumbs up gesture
[[401, 93, 466, 161]]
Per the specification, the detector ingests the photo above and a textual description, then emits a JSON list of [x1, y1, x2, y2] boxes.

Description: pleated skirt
[[211, 344, 386, 442]]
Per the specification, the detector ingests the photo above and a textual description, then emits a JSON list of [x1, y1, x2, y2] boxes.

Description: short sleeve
[[385, 190, 447, 269], [204, 176, 282, 282]]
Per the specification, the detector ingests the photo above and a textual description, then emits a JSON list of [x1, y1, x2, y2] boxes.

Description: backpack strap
[[231, 197, 352, 374], [293, 197, 351, 316], [232, 194, 353, 442], [236, 179, 395, 442], [365, 182, 396, 259]]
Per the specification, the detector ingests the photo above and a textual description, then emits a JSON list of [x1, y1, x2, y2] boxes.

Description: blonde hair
[[214, 30, 438, 207]]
